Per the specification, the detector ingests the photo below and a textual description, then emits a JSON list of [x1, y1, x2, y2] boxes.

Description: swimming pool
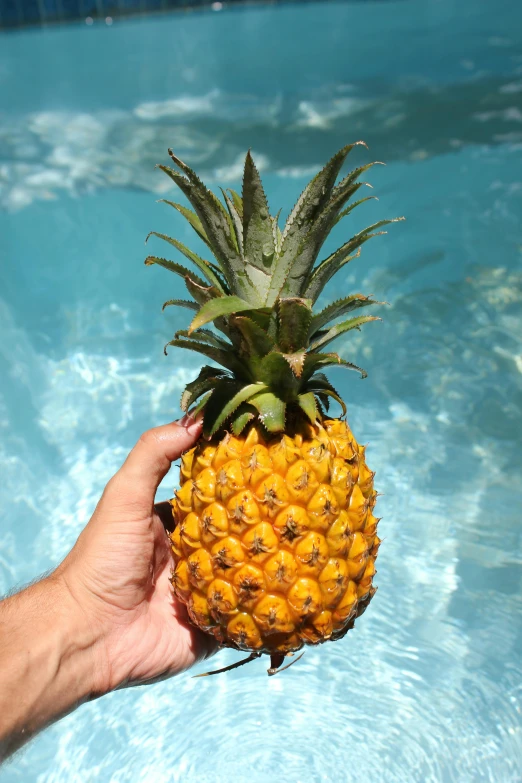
[[1, 0, 521, 779]]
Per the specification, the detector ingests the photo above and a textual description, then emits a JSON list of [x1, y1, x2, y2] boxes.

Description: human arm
[[0, 416, 217, 761]]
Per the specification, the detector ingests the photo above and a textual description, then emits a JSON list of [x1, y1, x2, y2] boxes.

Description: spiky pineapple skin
[[169, 419, 379, 654]]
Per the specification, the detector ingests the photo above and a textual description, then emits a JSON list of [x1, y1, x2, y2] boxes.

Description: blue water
[[1, 0, 522, 780]]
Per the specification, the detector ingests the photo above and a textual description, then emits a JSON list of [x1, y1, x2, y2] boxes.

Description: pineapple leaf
[[150, 143, 401, 420], [288, 166, 389, 299], [316, 392, 330, 413], [188, 295, 255, 333], [146, 232, 225, 291], [310, 294, 384, 335], [304, 216, 403, 302], [183, 276, 222, 307], [303, 246, 360, 302], [242, 151, 276, 301], [227, 189, 243, 218], [189, 390, 213, 418], [284, 181, 370, 298], [268, 142, 364, 303], [282, 143, 364, 241], [251, 351, 299, 398], [203, 381, 268, 438], [159, 158, 259, 303], [145, 255, 207, 289], [271, 210, 283, 253], [229, 315, 276, 357], [249, 392, 286, 432], [277, 297, 313, 353], [158, 200, 211, 248], [331, 161, 382, 201], [310, 315, 381, 352], [174, 328, 234, 353], [162, 298, 199, 312], [282, 351, 306, 378], [180, 366, 229, 412], [221, 188, 244, 254], [165, 337, 248, 378], [297, 392, 318, 424], [334, 195, 377, 226], [182, 281, 238, 340], [302, 352, 367, 381], [181, 280, 235, 339], [304, 377, 347, 416], [231, 405, 255, 435], [166, 152, 231, 224]]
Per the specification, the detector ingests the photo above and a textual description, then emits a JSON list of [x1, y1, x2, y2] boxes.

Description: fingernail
[[178, 413, 203, 436]]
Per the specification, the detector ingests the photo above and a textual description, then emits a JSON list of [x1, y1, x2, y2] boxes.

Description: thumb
[[104, 416, 202, 510]]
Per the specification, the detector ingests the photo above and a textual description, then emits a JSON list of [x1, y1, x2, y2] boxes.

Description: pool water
[[1, 0, 522, 780]]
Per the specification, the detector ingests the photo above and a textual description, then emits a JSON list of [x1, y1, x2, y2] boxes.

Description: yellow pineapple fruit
[[146, 144, 402, 674]]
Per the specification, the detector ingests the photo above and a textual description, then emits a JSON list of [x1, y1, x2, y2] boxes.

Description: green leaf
[[231, 405, 255, 435], [221, 188, 244, 254], [181, 366, 229, 412], [146, 232, 225, 291], [310, 315, 381, 352], [174, 328, 234, 353], [277, 297, 313, 353], [297, 392, 318, 424], [330, 161, 383, 204], [159, 165, 230, 258], [333, 195, 377, 226], [158, 200, 211, 248], [284, 181, 369, 297], [160, 156, 259, 303], [190, 390, 213, 418], [282, 351, 306, 378], [165, 337, 248, 378], [316, 392, 330, 413], [147, 257, 222, 309], [309, 294, 384, 335], [229, 315, 276, 358], [304, 216, 404, 302], [203, 381, 268, 437], [267, 143, 364, 304], [249, 392, 286, 432], [183, 276, 221, 307], [304, 377, 347, 416], [288, 164, 390, 299], [188, 295, 255, 333], [227, 189, 243, 218], [251, 351, 299, 399], [271, 211, 283, 253], [145, 255, 207, 289], [242, 151, 276, 301], [162, 299, 199, 312], [302, 352, 367, 381]]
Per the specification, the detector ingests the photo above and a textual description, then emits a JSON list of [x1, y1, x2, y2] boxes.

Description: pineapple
[[146, 144, 402, 674]]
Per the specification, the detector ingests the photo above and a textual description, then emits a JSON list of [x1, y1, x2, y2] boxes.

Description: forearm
[[0, 575, 103, 761]]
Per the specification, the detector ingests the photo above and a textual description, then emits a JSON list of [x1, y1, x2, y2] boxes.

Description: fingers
[[106, 416, 202, 507]]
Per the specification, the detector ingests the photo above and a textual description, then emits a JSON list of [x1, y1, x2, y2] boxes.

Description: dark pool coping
[[0, 0, 398, 32]]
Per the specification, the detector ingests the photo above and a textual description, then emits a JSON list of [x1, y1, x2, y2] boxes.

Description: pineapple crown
[[146, 143, 403, 439]]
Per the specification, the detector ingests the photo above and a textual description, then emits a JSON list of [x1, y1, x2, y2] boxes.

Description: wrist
[[0, 575, 107, 759], [48, 570, 112, 699]]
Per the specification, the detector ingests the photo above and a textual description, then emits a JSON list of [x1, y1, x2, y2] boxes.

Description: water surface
[[1, 1, 521, 780]]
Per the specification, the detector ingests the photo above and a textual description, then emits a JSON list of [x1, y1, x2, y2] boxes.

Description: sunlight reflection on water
[[1, 0, 522, 780]]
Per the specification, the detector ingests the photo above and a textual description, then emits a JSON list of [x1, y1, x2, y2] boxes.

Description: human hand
[[54, 416, 218, 694]]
